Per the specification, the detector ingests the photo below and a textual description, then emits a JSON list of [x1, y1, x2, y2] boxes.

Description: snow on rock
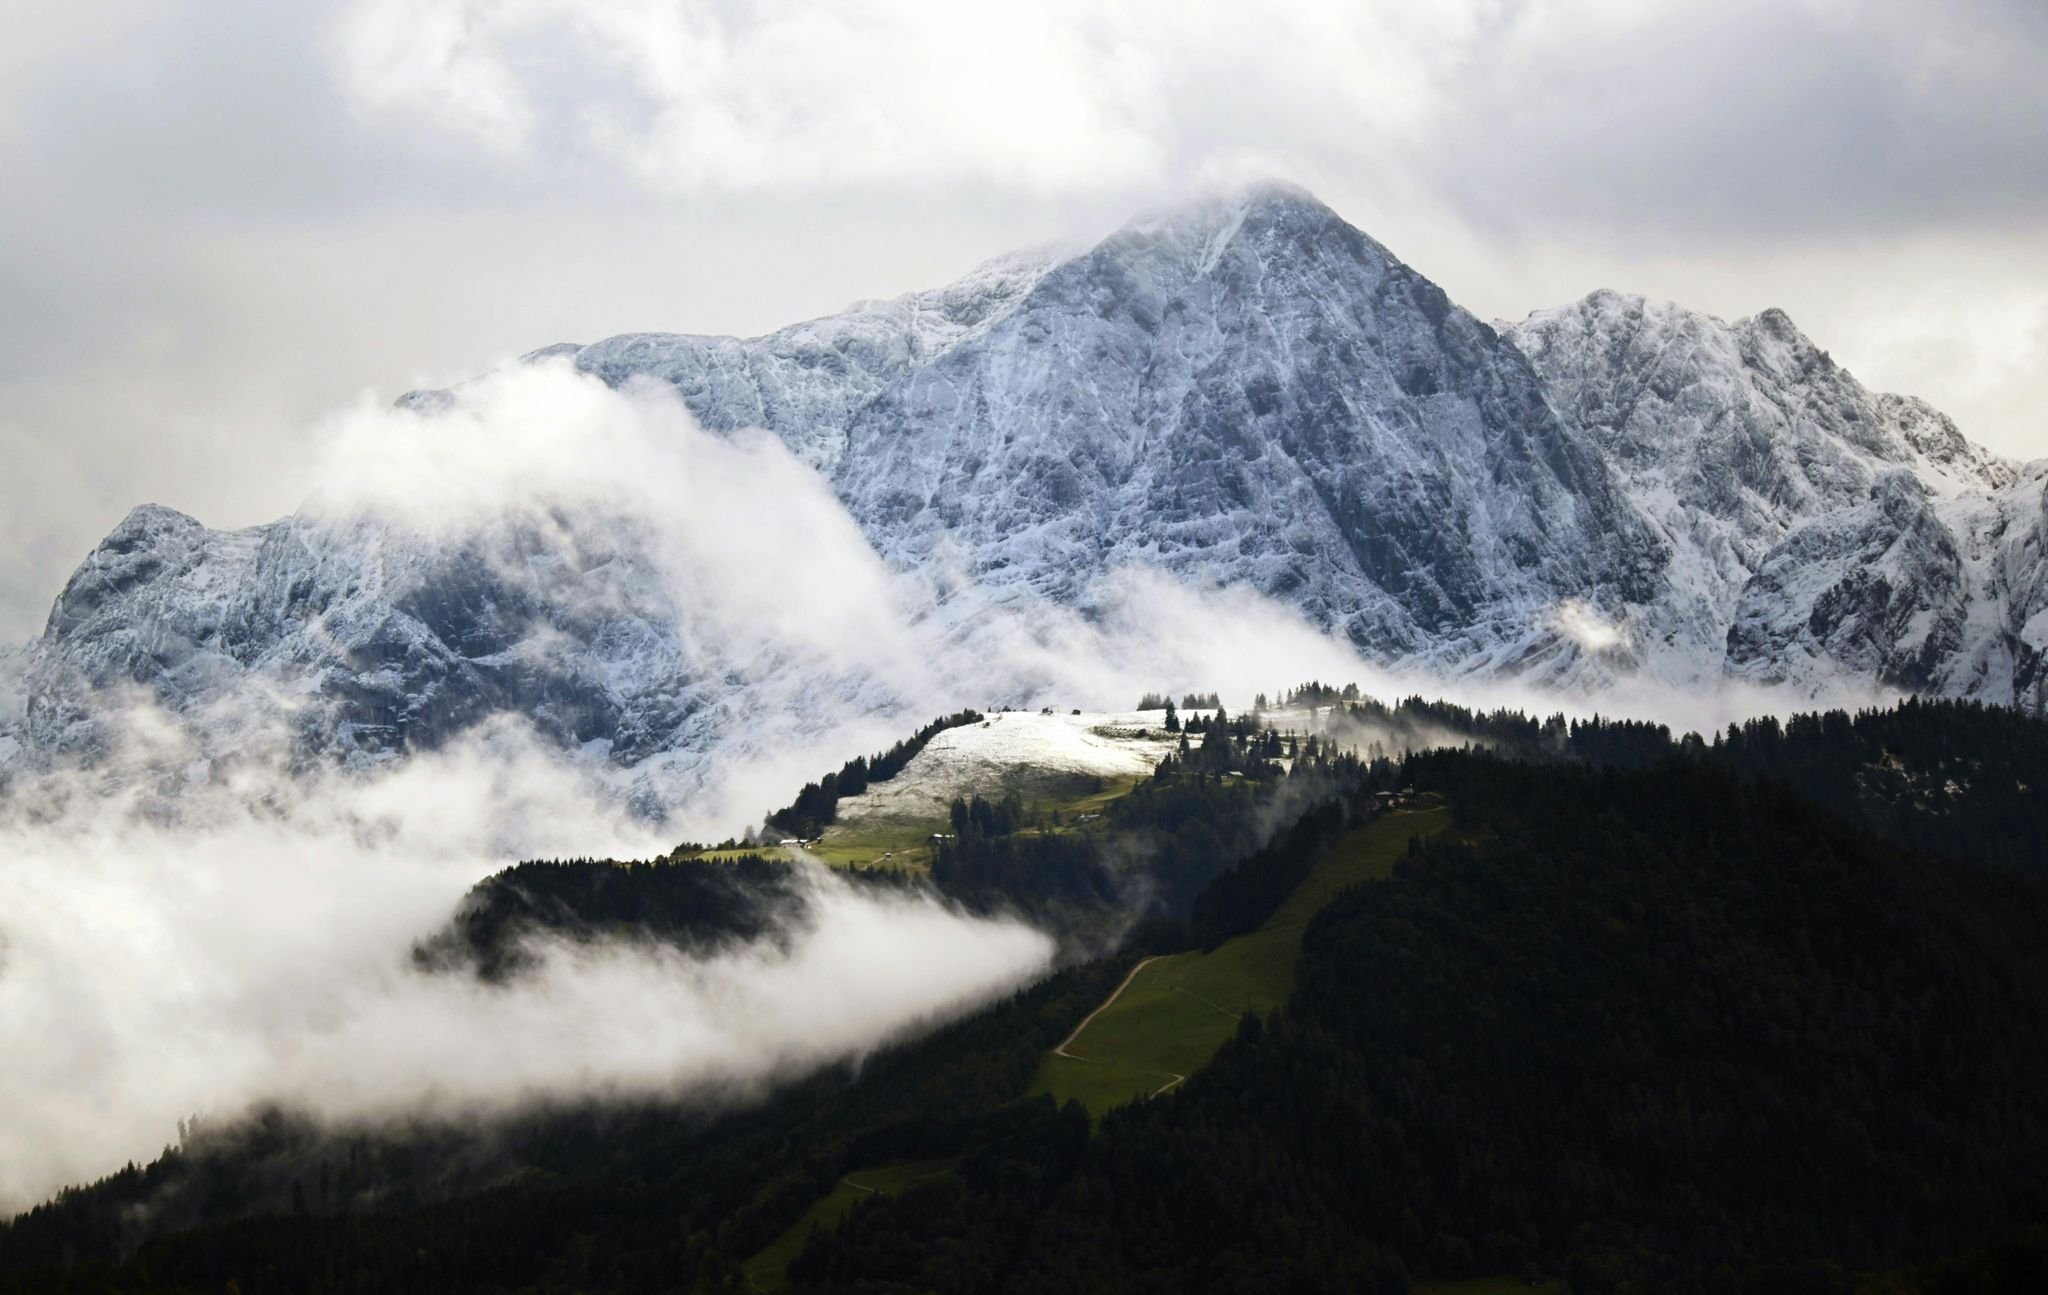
[[1724, 472, 1969, 692], [409, 183, 1663, 683], [1509, 289, 2041, 704], [562, 244, 1066, 475], [8, 183, 2047, 806], [821, 184, 1661, 681]]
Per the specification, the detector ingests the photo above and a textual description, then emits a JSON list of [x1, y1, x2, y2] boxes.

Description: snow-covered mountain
[[6, 182, 2042, 792], [17, 503, 685, 778], [475, 184, 1666, 678], [6, 485, 947, 815], [1509, 290, 2040, 701]]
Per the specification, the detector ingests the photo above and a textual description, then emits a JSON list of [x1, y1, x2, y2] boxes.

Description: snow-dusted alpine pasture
[[741, 707, 1232, 871], [832, 709, 1204, 827]]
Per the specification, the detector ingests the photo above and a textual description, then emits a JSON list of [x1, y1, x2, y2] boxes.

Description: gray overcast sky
[[2, 0, 2044, 640]]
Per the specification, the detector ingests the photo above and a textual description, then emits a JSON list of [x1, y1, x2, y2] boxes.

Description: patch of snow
[[834, 710, 1191, 824]]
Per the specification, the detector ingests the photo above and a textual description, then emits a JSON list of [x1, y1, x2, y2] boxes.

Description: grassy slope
[[742, 1159, 955, 1293], [1030, 803, 1450, 1117], [702, 776, 1155, 873], [800, 819, 944, 870], [691, 821, 941, 871]]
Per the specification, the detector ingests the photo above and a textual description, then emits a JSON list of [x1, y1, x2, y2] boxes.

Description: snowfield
[[833, 710, 1206, 825]]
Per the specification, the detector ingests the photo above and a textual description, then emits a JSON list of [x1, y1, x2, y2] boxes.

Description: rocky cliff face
[[1509, 289, 2039, 703], [819, 187, 1663, 678], [20, 503, 703, 773], [6, 183, 2041, 790]]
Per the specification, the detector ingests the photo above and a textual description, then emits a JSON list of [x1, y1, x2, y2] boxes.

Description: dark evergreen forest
[[5, 697, 2045, 1293]]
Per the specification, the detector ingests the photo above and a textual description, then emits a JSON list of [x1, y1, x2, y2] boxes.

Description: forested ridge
[[0, 958, 1128, 1293], [984, 753, 2048, 1293], [412, 853, 907, 982], [1321, 693, 2048, 874], [5, 697, 2047, 1292]]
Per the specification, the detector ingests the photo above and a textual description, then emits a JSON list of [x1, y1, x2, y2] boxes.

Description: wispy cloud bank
[[0, 721, 1051, 1214]]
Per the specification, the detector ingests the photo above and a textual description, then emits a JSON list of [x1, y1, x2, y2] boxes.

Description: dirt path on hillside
[[1054, 955, 1161, 1058], [1053, 955, 1189, 1098]]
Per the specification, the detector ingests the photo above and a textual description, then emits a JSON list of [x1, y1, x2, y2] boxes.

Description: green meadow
[[1031, 803, 1449, 1117]]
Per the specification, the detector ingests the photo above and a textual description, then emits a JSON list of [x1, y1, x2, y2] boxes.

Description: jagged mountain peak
[[1731, 304, 1851, 394], [1745, 304, 1806, 341], [1524, 290, 1821, 359], [1508, 283, 2036, 699], [1524, 288, 1758, 360], [47, 502, 218, 639], [10, 182, 2046, 795], [1094, 179, 1384, 281], [1116, 178, 1337, 235], [405, 181, 1387, 460], [105, 502, 207, 544], [520, 341, 585, 363], [1512, 290, 2010, 484], [813, 180, 1659, 676]]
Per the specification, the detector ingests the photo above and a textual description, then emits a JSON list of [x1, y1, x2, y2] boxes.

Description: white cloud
[[0, 713, 1052, 1213], [1549, 597, 1627, 654], [326, 0, 1490, 197], [336, 0, 535, 154]]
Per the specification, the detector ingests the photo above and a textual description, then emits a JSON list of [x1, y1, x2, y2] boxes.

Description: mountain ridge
[[7, 181, 2044, 792]]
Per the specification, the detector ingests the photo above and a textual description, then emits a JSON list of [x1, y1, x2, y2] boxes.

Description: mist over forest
[[6, 2, 2048, 1291]]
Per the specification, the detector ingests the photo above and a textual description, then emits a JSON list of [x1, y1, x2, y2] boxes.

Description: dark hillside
[[996, 753, 2048, 1292]]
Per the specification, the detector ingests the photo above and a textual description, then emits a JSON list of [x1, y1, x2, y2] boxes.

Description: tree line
[[795, 748, 2048, 1293], [764, 709, 983, 840], [9, 697, 2048, 1291]]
